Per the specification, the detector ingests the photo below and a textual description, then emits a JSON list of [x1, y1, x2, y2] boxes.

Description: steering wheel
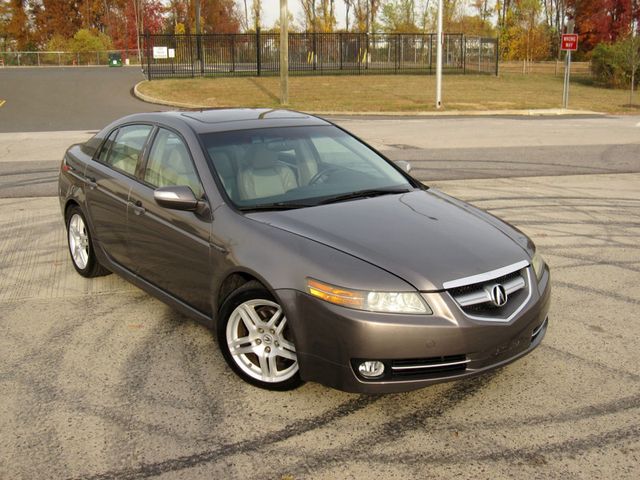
[[308, 166, 347, 185]]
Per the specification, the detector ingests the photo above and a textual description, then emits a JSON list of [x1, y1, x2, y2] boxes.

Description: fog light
[[358, 361, 385, 379]]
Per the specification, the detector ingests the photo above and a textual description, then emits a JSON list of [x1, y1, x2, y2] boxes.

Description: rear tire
[[217, 281, 302, 391], [65, 206, 110, 278]]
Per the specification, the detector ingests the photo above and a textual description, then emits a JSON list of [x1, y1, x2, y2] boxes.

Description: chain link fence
[[0, 50, 141, 67], [139, 33, 498, 80]]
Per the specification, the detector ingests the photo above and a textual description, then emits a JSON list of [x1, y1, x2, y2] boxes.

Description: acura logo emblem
[[490, 284, 508, 307]]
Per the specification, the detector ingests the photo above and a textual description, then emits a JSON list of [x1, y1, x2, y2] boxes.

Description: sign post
[[561, 24, 578, 109]]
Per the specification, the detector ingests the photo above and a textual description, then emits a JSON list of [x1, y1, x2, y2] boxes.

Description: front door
[[127, 127, 213, 315]]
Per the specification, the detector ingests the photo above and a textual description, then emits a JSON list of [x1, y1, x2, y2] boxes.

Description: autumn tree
[[199, 0, 241, 33], [299, 0, 317, 31], [31, 1, 82, 45], [380, 0, 419, 33], [318, 0, 337, 32], [501, 0, 551, 62], [252, 0, 262, 30], [6, 0, 31, 49], [568, 0, 640, 53]]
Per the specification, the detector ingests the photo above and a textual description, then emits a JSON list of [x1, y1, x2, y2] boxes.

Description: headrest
[[243, 145, 279, 169], [213, 151, 233, 176], [167, 147, 188, 172]]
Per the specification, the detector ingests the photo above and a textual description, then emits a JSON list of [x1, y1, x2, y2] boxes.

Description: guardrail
[[0, 50, 142, 67]]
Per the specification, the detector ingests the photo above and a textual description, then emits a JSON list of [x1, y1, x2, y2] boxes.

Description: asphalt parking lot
[[1, 68, 639, 479]]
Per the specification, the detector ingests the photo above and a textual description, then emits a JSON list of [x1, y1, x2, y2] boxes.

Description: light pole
[[435, 0, 443, 109], [280, 0, 289, 105]]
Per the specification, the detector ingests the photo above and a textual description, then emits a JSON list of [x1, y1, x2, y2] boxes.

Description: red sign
[[561, 34, 578, 51]]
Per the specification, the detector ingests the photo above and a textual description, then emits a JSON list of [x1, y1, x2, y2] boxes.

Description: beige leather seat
[[296, 151, 318, 185], [148, 145, 202, 197], [237, 146, 297, 200], [111, 145, 139, 175]]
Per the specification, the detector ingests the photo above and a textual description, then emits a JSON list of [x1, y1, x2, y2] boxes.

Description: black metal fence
[[141, 32, 498, 80]]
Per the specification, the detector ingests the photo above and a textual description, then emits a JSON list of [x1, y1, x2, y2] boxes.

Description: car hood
[[247, 190, 531, 291]]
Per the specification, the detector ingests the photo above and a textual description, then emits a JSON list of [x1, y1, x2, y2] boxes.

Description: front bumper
[[276, 269, 551, 393]]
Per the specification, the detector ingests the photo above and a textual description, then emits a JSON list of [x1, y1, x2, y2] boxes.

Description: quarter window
[[97, 129, 118, 164], [144, 128, 204, 198], [104, 125, 152, 175]]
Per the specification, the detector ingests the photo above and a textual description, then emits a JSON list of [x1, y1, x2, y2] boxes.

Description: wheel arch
[[215, 269, 275, 318], [64, 199, 80, 221]]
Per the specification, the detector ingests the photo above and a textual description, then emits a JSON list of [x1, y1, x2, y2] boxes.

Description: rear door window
[[104, 125, 152, 176]]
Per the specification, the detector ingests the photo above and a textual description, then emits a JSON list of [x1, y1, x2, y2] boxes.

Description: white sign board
[[168, 48, 175, 59], [153, 46, 168, 59]]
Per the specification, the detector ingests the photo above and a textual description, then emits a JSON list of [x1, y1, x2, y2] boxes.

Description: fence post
[[256, 28, 261, 76], [313, 32, 317, 71], [146, 33, 152, 80], [429, 34, 433, 74], [395, 34, 399, 73], [461, 35, 465, 73], [365, 33, 369, 70], [231, 35, 236, 73], [495, 37, 499, 76], [189, 35, 195, 77], [339, 32, 343, 71]]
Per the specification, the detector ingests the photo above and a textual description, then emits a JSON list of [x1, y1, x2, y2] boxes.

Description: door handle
[[85, 176, 97, 189], [129, 200, 146, 216]]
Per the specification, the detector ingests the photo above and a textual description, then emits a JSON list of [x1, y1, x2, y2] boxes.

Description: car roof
[[115, 108, 331, 134]]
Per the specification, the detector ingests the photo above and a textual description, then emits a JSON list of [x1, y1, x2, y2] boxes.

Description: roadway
[[0, 67, 639, 479]]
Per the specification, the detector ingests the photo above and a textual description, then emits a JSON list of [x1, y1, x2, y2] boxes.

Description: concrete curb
[[133, 81, 205, 109], [133, 80, 605, 117]]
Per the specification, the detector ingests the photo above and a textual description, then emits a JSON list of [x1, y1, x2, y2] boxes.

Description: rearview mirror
[[154, 186, 199, 211], [395, 160, 412, 174]]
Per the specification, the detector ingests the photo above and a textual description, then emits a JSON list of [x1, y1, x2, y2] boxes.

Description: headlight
[[531, 252, 546, 281], [307, 278, 432, 314]]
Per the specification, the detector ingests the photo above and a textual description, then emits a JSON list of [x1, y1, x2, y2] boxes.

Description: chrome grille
[[447, 263, 531, 321], [391, 355, 468, 379]]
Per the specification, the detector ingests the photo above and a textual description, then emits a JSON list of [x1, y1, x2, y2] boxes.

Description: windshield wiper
[[238, 202, 313, 212], [317, 188, 411, 206]]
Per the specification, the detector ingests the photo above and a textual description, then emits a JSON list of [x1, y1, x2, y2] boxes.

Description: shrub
[[69, 29, 113, 53], [591, 37, 640, 88]]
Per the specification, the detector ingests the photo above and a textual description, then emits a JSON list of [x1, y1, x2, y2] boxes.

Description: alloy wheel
[[225, 299, 298, 383], [68, 213, 90, 270]]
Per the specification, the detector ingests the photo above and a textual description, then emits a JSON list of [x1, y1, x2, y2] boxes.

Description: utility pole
[[280, 0, 289, 105], [435, 0, 443, 109]]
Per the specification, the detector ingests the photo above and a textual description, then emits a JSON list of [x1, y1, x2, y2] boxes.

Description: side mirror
[[154, 186, 199, 211], [395, 160, 412, 174]]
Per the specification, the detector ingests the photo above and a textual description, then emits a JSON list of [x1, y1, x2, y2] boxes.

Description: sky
[[243, 0, 349, 30]]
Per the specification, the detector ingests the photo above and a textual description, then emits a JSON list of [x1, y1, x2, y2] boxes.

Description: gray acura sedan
[[58, 109, 550, 393]]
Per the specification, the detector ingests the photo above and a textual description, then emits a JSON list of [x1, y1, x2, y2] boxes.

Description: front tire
[[217, 281, 302, 391], [65, 206, 110, 278]]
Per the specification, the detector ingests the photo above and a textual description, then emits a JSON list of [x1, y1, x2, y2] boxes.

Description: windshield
[[200, 125, 413, 210]]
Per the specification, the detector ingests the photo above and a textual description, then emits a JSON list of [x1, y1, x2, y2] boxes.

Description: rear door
[[127, 127, 213, 315], [85, 124, 153, 267]]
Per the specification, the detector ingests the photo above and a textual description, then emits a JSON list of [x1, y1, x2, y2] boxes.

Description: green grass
[[137, 73, 640, 113]]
